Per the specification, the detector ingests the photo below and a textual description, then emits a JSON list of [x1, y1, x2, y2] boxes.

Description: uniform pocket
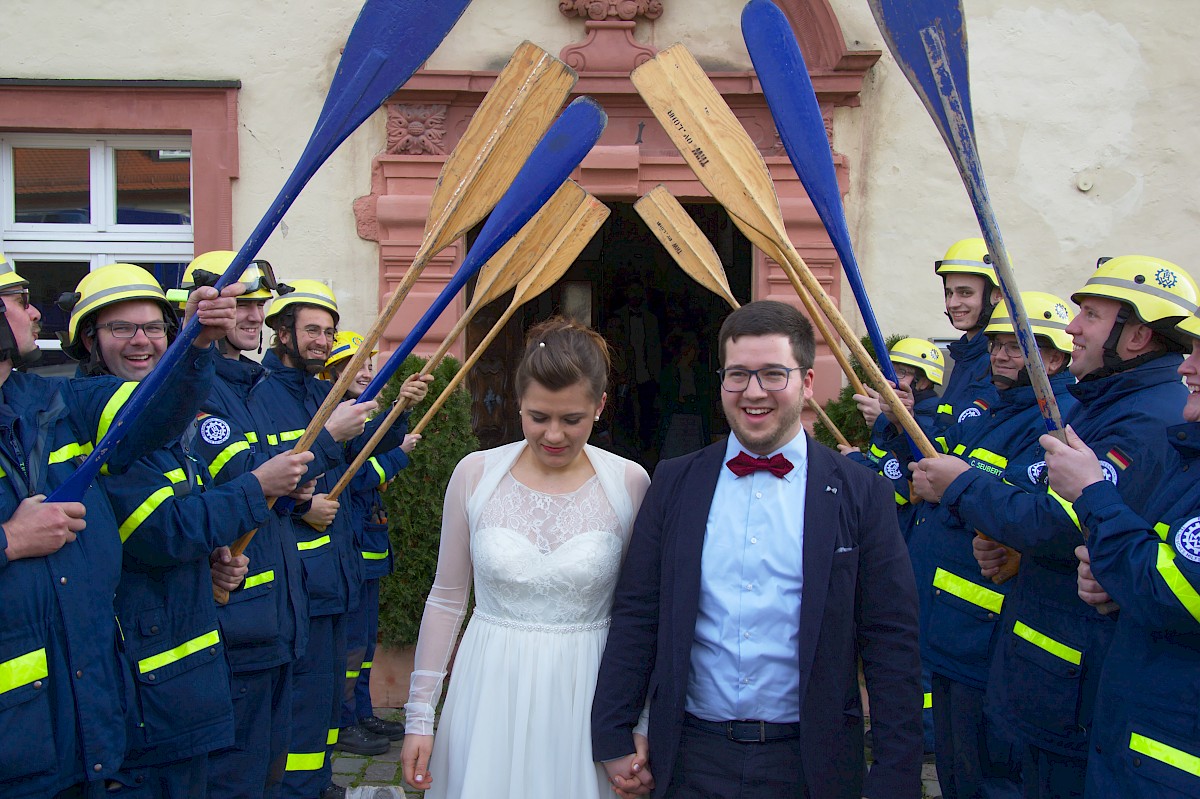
[[1122, 721, 1200, 797], [0, 631, 56, 782], [130, 625, 231, 746], [1006, 619, 1084, 737], [927, 568, 1003, 673], [296, 536, 342, 607], [217, 574, 281, 648]]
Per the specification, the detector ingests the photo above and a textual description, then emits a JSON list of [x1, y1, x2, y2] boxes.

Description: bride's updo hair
[[515, 316, 611, 403]]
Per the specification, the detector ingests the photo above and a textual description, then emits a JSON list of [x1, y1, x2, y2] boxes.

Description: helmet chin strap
[[0, 308, 40, 369], [283, 321, 325, 375]]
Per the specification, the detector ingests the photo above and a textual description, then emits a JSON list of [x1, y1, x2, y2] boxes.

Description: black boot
[[359, 714, 405, 742], [318, 783, 346, 799], [334, 724, 389, 756]]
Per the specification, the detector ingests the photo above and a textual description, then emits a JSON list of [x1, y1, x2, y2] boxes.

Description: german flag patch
[[1105, 447, 1131, 471]]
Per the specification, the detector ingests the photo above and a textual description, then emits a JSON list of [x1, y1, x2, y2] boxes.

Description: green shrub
[[378, 354, 480, 648], [811, 333, 907, 450]]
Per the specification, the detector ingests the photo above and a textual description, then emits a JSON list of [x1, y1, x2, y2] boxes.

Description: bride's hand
[[605, 733, 654, 798], [401, 734, 435, 790]]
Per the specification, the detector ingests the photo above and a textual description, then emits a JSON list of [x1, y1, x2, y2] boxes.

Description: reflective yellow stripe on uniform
[[1012, 620, 1082, 665], [0, 648, 48, 694], [938, 404, 953, 416], [297, 536, 331, 551], [935, 437, 949, 454], [923, 692, 933, 710], [362, 550, 389, 561], [1155, 543, 1200, 625], [967, 448, 1007, 469], [346, 669, 360, 679], [120, 469, 190, 543], [933, 568, 1004, 614], [369, 456, 386, 487], [1155, 522, 1171, 541], [1046, 487, 1081, 530], [208, 440, 250, 479], [285, 752, 325, 771], [278, 429, 304, 443], [361, 660, 372, 670], [952, 444, 966, 456], [1129, 732, 1200, 777], [327, 729, 339, 746], [869, 444, 888, 459], [97, 382, 138, 442], [137, 629, 221, 675], [243, 570, 275, 589], [49, 441, 92, 465]]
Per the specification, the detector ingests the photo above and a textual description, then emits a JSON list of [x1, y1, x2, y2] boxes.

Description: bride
[[401, 316, 651, 798]]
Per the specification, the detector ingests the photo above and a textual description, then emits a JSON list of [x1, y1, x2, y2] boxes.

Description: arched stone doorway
[[352, 0, 880, 460]]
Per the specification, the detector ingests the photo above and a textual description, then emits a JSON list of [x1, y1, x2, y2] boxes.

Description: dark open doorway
[[462, 201, 752, 471]]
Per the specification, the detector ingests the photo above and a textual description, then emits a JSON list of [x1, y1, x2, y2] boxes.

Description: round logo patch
[[1156, 268, 1178, 289], [1027, 460, 1047, 484], [958, 407, 983, 423], [1175, 517, 1200, 563], [883, 458, 904, 481], [200, 417, 232, 446], [1100, 461, 1119, 486]]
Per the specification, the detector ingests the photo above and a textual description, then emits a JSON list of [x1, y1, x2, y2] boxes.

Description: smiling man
[[593, 300, 923, 799], [952, 256, 1197, 798]]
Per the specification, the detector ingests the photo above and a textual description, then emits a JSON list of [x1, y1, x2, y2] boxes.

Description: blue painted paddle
[[50, 0, 473, 502], [742, 0, 927, 454], [358, 97, 608, 402], [867, 0, 1065, 441]]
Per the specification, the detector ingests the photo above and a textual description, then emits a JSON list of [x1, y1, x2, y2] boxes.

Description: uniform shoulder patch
[[957, 406, 983, 422], [1175, 517, 1200, 564], [1099, 461, 1119, 486], [883, 458, 904, 481], [199, 416, 232, 446], [1027, 460, 1047, 484]]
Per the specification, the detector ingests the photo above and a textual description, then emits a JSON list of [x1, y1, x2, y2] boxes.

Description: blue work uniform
[[196, 353, 317, 799], [937, 333, 999, 431], [853, 386, 941, 535], [911, 373, 1077, 799], [104, 415, 272, 796], [341, 445, 410, 728], [250, 351, 406, 798], [941, 355, 1186, 798], [0, 347, 215, 799], [1075, 422, 1200, 798]]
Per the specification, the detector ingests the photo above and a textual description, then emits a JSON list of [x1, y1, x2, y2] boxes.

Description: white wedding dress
[[405, 442, 650, 799]]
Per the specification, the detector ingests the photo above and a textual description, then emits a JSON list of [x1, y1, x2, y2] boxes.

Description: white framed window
[[0, 133, 194, 372]]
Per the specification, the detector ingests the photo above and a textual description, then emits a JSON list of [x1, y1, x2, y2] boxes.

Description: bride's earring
[[594, 415, 600, 422]]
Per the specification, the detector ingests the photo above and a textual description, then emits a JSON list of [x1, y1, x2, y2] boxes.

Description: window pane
[[13, 259, 91, 371], [115, 149, 191, 225], [130, 261, 189, 292], [13, 148, 91, 224]]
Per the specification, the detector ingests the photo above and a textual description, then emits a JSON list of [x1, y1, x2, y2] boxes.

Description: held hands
[[302, 494, 339, 531], [326, 398, 379, 442], [602, 734, 654, 798], [1, 495, 86, 561], [210, 546, 249, 592], [185, 284, 244, 348], [1040, 426, 1103, 503], [401, 734, 435, 791], [909, 455, 969, 504], [250, 450, 315, 500], [1075, 544, 1114, 609], [398, 373, 434, 406], [973, 534, 1008, 580]]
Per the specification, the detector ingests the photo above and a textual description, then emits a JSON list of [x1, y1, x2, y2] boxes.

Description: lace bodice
[[404, 442, 650, 735]]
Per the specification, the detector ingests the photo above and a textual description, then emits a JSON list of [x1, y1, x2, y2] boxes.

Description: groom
[[592, 300, 923, 798]]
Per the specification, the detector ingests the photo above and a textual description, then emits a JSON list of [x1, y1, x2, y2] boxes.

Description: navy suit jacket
[[592, 435, 923, 798]]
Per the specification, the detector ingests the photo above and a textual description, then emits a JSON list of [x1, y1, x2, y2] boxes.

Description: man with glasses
[[58, 262, 314, 797], [593, 300, 923, 799], [0, 254, 237, 799]]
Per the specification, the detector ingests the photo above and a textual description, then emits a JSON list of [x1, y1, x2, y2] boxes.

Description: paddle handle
[[807, 397, 851, 448]]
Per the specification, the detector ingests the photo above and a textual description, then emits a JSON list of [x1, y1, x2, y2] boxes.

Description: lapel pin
[[825, 485, 838, 494]]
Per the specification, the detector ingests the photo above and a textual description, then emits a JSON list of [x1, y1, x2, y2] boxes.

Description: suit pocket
[[0, 629, 56, 782]]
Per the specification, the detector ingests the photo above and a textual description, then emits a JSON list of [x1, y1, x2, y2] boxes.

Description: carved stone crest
[[386, 104, 448, 155], [559, 0, 663, 21]]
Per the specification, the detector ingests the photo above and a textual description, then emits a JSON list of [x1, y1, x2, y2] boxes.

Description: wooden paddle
[[631, 45, 933, 457], [412, 196, 611, 438], [316, 182, 592, 511], [634, 185, 855, 450]]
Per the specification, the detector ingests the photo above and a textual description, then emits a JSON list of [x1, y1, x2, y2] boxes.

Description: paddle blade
[[742, 0, 899, 384], [867, 0, 973, 143], [422, 41, 578, 256], [471, 181, 589, 309], [359, 97, 608, 401], [512, 195, 610, 301], [635, 186, 739, 310]]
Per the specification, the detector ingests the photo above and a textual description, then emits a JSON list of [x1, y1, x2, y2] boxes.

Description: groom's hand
[[603, 733, 654, 798]]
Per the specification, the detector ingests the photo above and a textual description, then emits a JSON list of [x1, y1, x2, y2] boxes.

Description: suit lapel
[[796, 439, 843, 700], [670, 441, 726, 677]]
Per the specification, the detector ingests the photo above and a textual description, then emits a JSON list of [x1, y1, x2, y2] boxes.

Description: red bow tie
[[726, 451, 794, 478]]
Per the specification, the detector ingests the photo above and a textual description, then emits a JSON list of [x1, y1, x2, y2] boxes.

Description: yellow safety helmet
[[60, 263, 174, 360], [1176, 313, 1200, 343], [264, 279, 339, 328], [889, 338, 945, 385], [172, 251, 288, 306], [984, 291, 1075, 354], [321, 330, 378, 380], [0, 253, 29, 292], [1070, 255, 1199, 326], [934, 238, 1000, 289]]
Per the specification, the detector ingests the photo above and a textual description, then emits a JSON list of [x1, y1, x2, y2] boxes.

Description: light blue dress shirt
[[684, 430, 808, 723]]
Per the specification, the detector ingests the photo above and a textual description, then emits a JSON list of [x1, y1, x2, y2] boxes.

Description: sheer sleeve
[[404, 452, 483, 735]]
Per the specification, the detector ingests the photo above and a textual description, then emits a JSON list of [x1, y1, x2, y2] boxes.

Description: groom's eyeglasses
[[717, 366, 805, 392]]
